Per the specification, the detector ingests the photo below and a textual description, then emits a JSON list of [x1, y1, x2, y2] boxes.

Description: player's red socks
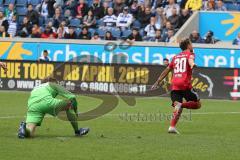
[[181, 101, 201, 109], [170, 108, 183, 127]]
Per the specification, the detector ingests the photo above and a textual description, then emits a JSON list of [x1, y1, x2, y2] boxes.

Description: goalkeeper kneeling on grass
[[18, 77, 90, 138]]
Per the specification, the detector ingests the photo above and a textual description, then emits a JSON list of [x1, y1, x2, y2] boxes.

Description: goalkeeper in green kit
[[18, 77, 89, 138]]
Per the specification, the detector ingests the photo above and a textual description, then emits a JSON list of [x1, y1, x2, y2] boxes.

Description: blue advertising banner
[[0, 41, 38, 60], [199, 12, 240, 41], [0, 41, 240, 68]]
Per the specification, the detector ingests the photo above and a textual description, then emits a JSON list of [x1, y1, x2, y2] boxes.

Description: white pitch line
[[0, 112, 240, 119], [0, 116, 24, 119]]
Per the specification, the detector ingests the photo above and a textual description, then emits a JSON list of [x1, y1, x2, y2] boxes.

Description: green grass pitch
[[0, 91, 240, 160]]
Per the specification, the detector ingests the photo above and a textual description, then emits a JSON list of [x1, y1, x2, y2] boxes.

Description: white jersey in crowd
[[103, 15, 117, 27], [116, 13, 133, 28], [7, 21, 17, 37], [164, 4, 180, 18], [144, 24, 161, 37]]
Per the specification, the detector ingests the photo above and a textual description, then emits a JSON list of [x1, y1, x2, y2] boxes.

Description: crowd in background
[[0, 0, 239, 44]]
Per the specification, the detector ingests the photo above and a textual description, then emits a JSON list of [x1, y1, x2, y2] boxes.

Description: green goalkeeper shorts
[[26, 97, 70, 126]]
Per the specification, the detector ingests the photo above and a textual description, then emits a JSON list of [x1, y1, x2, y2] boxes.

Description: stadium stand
[[0, 0, 239, 42]]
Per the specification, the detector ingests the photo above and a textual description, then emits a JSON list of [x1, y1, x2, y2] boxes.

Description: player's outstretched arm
[[0, 62, 7, 73], [151, 67, 172, 90]]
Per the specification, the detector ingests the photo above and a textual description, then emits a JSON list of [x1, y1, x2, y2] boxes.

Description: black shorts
[[171, 89, 200, 106]]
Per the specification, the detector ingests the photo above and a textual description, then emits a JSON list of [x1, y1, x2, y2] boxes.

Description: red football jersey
[[169, 51, 194, 90]]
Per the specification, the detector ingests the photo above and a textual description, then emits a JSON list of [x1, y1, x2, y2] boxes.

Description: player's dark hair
[[179, 38, 191, 51], [42, 76, 57, 83]]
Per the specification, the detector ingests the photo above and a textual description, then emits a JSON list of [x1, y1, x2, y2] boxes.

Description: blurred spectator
[[64, 26, 78, 39], [154, 29, 163, 42], [127, 28, 142, 41], [4, 3, 17, 22], [203, 0, 215, 11], [90, 0, 104, 20], [113, 0, 125, 16], [130, 0, 139, 18], [116, 6, 133, 30], [37, 0, 55, 19], [232, 32, 240, 45], [138, 6, 152, 28], [47, 0, 56, 17], [75, 0, 89, 20], [41, 26, 57, 38], [178, 9, 190, 28], [155, 7, 166, 29], [152, 0, 169, 9], [163, 58, 169, 66], [167, 7, 180, 29], [27, 4, 39, 25], [102, 1, 109, 17], [204, 30, 216, 44], [164, 0, 180, 18], [57, 20, 69, 38], [46, 20, 57, 33], [57, 26, 64, 38], [144, 16, 161, 41], [0, 11, 9, 32], [101, 7, 117, 29], [124, 0, 132, 6], [65, 0, 77, 16], [137, 4, 145, 25], [54, 0, 64, 8], [184, 0, 202, 11], [162, 28, 175, 42], [30, 25, 41, 38], [53, 7, 64, 28], [189, 30, 203, 43], [38, 0, 49, 19], [162, 20, 173, 37], [104, 31, 116, 40], [79, 26, 91, 39], [39, 50, 51, 62], [0, 26, 9, 37], [7, 15, 17, 37], [83, 10, 96, 28], [142, 0, 151, 7], [19, 17, 32, 37], [91, 32, 101, 40], [64, 9, 73, 21], [215, 0, 227, 11]]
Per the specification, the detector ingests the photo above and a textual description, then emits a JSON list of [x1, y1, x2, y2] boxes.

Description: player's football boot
[[18, 121, 26, 139], [168, 126, 180, 134], [75, 128, 90, 136]]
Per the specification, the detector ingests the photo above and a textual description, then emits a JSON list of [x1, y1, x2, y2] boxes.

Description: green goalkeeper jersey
[[28, 82, 76, 107]]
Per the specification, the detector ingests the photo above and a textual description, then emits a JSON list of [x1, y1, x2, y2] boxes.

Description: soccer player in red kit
[[151, 38, 201, 134]]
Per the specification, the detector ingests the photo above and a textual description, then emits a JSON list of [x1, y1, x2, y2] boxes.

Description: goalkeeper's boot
[[75, 128, 90, 136], [168, 126, 180, 134], [18, 121, 26, 139]]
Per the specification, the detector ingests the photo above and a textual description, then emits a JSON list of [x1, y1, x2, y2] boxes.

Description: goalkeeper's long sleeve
[[49, 82, 78, 113], [49, 82, 76, 100]]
